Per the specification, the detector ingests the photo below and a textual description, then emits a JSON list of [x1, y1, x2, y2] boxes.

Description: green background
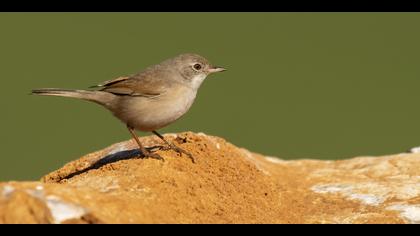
[[1, 13, 419, 180]]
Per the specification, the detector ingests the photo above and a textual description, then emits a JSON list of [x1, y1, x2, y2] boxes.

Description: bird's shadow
[[63, 146, 162, 180]]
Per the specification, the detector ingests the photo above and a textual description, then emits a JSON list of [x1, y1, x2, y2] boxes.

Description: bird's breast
[[115, 86, 197, 131], [155, 86, 197, 120]]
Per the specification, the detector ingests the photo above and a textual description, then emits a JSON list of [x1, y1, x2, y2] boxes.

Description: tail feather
[[31, 88, 93, 99], [31, 88, 114, 106], [32, 88, 80, 96]]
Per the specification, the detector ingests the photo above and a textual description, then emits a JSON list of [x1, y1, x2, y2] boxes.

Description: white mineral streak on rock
[[24, 185, 89, 224], [45, 195, 87, 224], [106, 142, 129, 155], [1, 185, 15, 198], [311, 183, 387, 206], [264, 156, 287, 164], [409, 146, 420, 153], [387, 204, 420, 224]]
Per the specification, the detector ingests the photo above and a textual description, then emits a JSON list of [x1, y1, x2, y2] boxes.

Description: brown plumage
[[31, 53, 226, 162]]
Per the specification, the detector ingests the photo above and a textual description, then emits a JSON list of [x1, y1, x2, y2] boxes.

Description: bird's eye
[[193, 63, 202, 70]]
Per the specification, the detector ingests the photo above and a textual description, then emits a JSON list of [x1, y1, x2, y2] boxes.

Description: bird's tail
[[31, 88, 114, 106]]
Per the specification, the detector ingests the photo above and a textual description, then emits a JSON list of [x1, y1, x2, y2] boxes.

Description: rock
[[0, 132, 419, 223]]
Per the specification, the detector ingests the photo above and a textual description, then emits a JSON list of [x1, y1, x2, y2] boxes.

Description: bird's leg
[[126, 125, 164, 161], [152, 131, 195, 163]]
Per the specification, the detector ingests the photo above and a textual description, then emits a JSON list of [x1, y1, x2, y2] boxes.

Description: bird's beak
[[208, 66, 226, 73]]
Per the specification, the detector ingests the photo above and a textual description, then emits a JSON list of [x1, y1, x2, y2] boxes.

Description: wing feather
[[91, 68, 170, 97]]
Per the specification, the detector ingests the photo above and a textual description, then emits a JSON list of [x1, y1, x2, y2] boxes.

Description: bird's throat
[[189, 74, 207, 91]]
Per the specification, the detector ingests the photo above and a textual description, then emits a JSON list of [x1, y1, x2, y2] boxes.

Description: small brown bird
[[32, 53, 226, 162]]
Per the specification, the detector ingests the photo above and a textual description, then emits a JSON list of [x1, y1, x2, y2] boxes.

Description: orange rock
[[0, 132, 419, 223]]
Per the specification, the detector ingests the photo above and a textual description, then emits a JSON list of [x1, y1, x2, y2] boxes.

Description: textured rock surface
[[1, 132, 419, 223]]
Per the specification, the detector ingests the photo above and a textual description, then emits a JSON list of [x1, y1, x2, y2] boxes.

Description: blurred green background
[[1, 13, 419, 180]]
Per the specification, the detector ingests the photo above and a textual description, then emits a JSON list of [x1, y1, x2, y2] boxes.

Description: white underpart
[[189, 74, 207, 91]]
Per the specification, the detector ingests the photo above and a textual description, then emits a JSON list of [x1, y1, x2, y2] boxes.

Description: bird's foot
[[160, 144, 195, 163]]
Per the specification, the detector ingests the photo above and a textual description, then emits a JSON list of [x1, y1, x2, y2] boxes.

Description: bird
[[31, 53, 226, 163]]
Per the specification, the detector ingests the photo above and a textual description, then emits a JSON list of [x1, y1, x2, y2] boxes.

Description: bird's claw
[[157, 144, 195, 163], [169, 144, 195, 163]]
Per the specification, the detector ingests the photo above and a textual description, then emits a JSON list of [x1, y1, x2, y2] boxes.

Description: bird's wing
[[91, 76, 130, 88], [91, 71, 169, 97]]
